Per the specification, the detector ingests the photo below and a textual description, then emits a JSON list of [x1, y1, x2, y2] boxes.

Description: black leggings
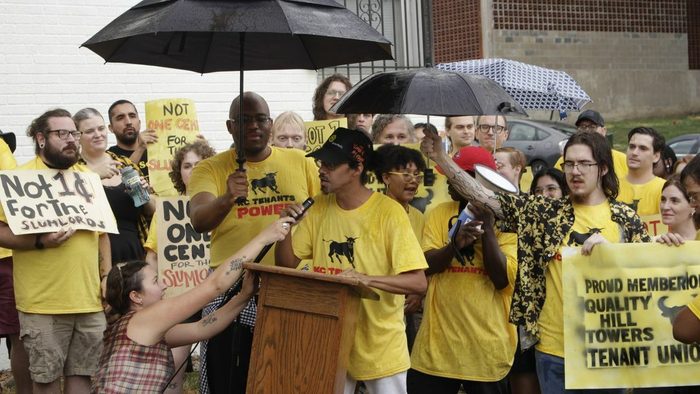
[[407, 368, 508, 394]]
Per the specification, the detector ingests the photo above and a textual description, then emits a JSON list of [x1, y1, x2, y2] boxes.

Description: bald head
[[229, 92, 270, 119]]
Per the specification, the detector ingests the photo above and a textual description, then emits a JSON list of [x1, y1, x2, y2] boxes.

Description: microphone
[[253, 197, 315, 262]]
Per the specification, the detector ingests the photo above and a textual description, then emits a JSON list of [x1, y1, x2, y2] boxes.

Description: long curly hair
[[169, 140, 217, 195], [312, 74, 352, 120]]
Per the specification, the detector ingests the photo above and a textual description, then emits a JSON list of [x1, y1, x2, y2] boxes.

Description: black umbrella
[[82, 0, 393, 168], [330, 67, 528, 117]]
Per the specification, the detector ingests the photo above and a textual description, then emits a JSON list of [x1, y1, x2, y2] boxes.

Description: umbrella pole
[[237, 32, 246, 171]]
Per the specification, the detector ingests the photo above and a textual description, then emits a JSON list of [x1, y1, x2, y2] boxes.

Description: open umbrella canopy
[[82, 0, 393, 73], [331, 68, 528, 117], [437, 58, 591, 113]]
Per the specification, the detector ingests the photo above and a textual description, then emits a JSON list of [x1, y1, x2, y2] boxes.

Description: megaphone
[[474, 164, 518, 194]]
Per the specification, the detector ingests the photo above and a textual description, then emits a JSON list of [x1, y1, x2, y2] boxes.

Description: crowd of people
[[0, 72, 699, 394]]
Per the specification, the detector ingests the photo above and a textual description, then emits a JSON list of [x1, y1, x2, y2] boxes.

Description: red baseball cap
[[436, 146, 496, 174]]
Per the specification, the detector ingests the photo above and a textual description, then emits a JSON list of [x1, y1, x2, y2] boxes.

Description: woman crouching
[[92, 218, 293, 393]]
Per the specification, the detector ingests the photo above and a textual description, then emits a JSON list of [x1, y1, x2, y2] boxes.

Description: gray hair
[[73, 108, 104, 129], [370, 114, 415, 143]]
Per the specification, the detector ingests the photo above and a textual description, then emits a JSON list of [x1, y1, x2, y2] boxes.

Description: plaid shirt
[[92, 311, 174, 393], [495, 193, 651, 341]]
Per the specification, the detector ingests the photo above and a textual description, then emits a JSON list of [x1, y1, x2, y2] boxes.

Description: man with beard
[[275, 128, 428, 394], [188, 92, 319, 393], [107, 99, 157, 177], [0, 109, 110, 393], [421, 131, 650, 393]]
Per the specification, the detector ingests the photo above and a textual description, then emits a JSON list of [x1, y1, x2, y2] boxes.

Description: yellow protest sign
[[304, 118, 347, 154], [563, 242, 700, 389], [146, 98, 200, 196], [0, 169, 117, 235], [156, 196, 211, 298], [640, 214, 668, 237]]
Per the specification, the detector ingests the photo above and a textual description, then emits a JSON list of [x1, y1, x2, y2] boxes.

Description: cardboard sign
[[146, 98, 200, 197], [304, 118, 347, 154], [641, 214, 669, 237], [156, 196, 211, 298], [0, 169, 117, 235], [563, 242, 700, 389]]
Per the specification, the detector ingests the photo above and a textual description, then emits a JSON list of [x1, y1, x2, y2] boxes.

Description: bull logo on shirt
[[657, 296, 695, 325], [625, 199, 640, 212], [324, 236, 358, 268], [567, 227, 603, 246], [251, 172, 280, 195]]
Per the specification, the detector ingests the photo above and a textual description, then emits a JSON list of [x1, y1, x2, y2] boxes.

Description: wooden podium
[[244, 263, 378, 394]]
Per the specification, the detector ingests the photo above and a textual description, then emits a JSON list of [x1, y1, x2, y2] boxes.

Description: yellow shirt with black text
[[411, 201, 518, 381], [0, 157, 101, 314], [188, 147, 319, 267], [292, 192, 428, 380], [537, 201, 621, 357]]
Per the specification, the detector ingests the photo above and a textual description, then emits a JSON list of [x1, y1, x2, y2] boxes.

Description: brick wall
[[0, 1, 318, 164], [432, 0, 482, 63]]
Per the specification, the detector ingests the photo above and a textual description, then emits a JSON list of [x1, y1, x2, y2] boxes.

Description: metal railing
[[319, 0, 433, 84]]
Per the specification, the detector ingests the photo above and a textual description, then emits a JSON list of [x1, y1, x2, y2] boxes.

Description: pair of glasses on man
[[229, 115, 272, 125], [477, 124, 506, 134], [560, 161, 598, 173], [46, 129, 82, 140], [387, 171, 424, 183]]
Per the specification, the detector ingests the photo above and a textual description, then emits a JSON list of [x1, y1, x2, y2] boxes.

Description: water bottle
[[121, 166, 150, 207]]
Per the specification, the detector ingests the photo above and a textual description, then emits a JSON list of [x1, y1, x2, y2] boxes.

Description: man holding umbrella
[[188, 92, 319, 393]]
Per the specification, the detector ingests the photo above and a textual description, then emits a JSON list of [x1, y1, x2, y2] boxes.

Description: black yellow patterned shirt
[[495, 193, 651, 340]]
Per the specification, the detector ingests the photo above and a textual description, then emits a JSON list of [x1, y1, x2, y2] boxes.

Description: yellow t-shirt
[[407, 204, 424, 243], [0, 157, 101, 314], [617, 176, 665, 216], [537, 201, 621, 357], [188, 148, 319, 267], [555, 149, 628, 180], [292, 192, 428, 380], [688, 294, 700, 320], [411, 201, 518, 381], [0, 139, 17, 260], [144, 214, 157, 252]]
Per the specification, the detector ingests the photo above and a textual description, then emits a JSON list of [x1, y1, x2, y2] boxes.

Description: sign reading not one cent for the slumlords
[[156, 196, 211, 298], [563, 242, 700, 389], [0, 169, 118, 235]]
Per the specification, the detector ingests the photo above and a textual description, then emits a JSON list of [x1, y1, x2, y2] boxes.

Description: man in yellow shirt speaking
[[276, 128, 428, 394]]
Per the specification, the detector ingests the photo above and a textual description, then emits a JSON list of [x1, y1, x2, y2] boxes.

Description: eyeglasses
[[688, 192, 700, 204], [534, 185, 561, 194], [315, 159, 343, 171], [478, 124, 507, 134], [325, 89, 346, 98], [576, 125, 599, 133], [46, 129, 82, 140], [560, 161, 598, 173], [230, 115, 272, 125], [388, 171, 424, 183]]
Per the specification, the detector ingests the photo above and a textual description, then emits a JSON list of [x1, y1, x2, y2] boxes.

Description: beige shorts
[[19, 311, 106, 383]]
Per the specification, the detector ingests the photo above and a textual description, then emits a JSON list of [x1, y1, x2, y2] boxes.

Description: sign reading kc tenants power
[[156, 196, 211, 298], [0, 169, 117, 235], [563, 242, 700, 389]]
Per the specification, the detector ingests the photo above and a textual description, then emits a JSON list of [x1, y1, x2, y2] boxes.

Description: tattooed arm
[[420, 130, 504, 218], [127, 217, 293, 346], [165, 271, 259, 347]]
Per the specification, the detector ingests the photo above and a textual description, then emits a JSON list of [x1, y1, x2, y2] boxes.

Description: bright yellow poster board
[[0, 169, 118, 234], [146, 98, 200, 196], [563, 242, 700, 389], [156, 196, 211, 298], [640, 214, 668, 237], [304, 118, 347, 154]]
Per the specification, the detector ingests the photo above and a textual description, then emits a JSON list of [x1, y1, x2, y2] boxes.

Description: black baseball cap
[[306, 128, 373, 166], [576, 110, 605, 127], [0, 130, 16, 153]]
